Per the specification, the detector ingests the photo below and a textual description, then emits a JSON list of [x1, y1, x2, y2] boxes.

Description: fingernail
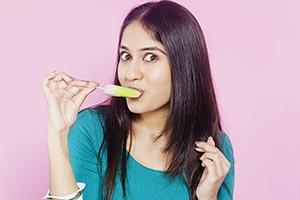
[[91, 81, 99, 86], [82, 80, 89, 84], [194, 147, 204, 152]]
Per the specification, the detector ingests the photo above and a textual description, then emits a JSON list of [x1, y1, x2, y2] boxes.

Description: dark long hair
[[96, 1, 222, 199]]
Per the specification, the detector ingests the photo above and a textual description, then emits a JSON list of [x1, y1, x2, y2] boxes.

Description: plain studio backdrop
[[0, 0, 299, 199]]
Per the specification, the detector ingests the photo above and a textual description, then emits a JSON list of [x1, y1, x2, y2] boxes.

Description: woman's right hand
[[42, 71, 99, 135], [41, 72, 96, 197]]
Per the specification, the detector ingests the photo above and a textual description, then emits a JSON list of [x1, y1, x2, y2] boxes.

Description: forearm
[[47, 128, 78, 197]]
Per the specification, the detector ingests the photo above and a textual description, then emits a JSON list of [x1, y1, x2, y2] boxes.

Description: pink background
[[1, 0, 299, 199]]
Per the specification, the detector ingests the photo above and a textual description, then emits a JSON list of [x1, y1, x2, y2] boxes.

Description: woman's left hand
[[194, 137, 231, 200]]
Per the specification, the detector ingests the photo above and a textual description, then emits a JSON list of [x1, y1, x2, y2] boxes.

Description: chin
[[126, 100, 170, 115], [126, 103, 146, 114]]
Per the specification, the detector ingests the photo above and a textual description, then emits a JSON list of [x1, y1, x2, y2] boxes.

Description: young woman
[[42, 1, 234, 200]]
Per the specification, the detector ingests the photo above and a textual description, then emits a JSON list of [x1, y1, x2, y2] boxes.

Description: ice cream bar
[[98, 84, 141, 98]]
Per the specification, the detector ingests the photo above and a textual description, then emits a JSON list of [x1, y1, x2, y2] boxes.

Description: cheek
[[117, 65, 123, 82], [161, 68, 172, 97], [147, 66, 171, 88], [146, 68, 171, 100]]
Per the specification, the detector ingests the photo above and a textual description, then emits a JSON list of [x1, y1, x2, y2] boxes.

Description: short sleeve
[[217, 132, 235, 200], [68, 109, 105, 200]]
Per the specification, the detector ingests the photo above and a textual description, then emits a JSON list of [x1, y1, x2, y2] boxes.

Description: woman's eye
[[144, 53, 158, 62], [120, 52, 131, 61]]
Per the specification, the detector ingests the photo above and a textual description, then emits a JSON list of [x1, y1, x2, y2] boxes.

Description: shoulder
[[218, 131, 234, 162], [217, 131, 235, 199], [73, 107, 106, 133], [77, 107, 105, 124], [68, 108, 106, 153], [68, 108, 107, 190]]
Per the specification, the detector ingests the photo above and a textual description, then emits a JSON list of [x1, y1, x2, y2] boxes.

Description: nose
[[124, 60, 143, 81]]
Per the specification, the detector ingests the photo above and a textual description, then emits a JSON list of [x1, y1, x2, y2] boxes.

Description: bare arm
[[42, 71, 98, 198]]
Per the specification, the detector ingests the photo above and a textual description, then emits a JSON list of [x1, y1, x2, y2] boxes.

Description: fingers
[[64, 80, 90, 100], [52, 72, 73, 83], [200, 153, 230, 181], [42, 71, 99, 106], [65, 86, 80, 99], [200, 152, 228, 173], [194, 137, 218, 153], [49, 72, 73, 91], [69, 79, 89, 87], [42, 71, 57, 98], [74, 81, 99, 108], [195, 136, 231, 179], [42, 72, 73, 95], [200, 152, 219, 162], [207, 136, 215, 147], [200, 159, 218, 181]]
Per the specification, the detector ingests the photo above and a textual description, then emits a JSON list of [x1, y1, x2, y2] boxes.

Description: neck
[[133, 108, 169, 138], [128, 108, 172, 170]]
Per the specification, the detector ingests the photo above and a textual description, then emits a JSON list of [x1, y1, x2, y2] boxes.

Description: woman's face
[[118, 21, 171, 115]]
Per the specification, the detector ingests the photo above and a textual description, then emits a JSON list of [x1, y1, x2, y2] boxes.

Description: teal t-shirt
[[68, 109, 235, 200]]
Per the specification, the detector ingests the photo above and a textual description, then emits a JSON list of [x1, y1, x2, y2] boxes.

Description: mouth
[[128, 86, 144, 99]]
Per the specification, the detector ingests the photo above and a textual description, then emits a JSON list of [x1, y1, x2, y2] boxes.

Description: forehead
[[121, 21, 165, 50]]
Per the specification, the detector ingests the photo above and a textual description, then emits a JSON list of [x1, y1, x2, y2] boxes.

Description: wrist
[[48, 123, 70, 135], [197, 195, 217, 200], [47, 127, 70, 157]]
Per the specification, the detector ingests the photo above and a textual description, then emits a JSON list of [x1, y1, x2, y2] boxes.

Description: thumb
[[207, 136, 215, 147]]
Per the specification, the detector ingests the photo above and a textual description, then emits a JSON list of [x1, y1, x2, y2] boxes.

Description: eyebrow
[[120, 45, 167, 55]]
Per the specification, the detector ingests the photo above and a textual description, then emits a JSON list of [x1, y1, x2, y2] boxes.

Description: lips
[[128, 86, 144, 99]]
